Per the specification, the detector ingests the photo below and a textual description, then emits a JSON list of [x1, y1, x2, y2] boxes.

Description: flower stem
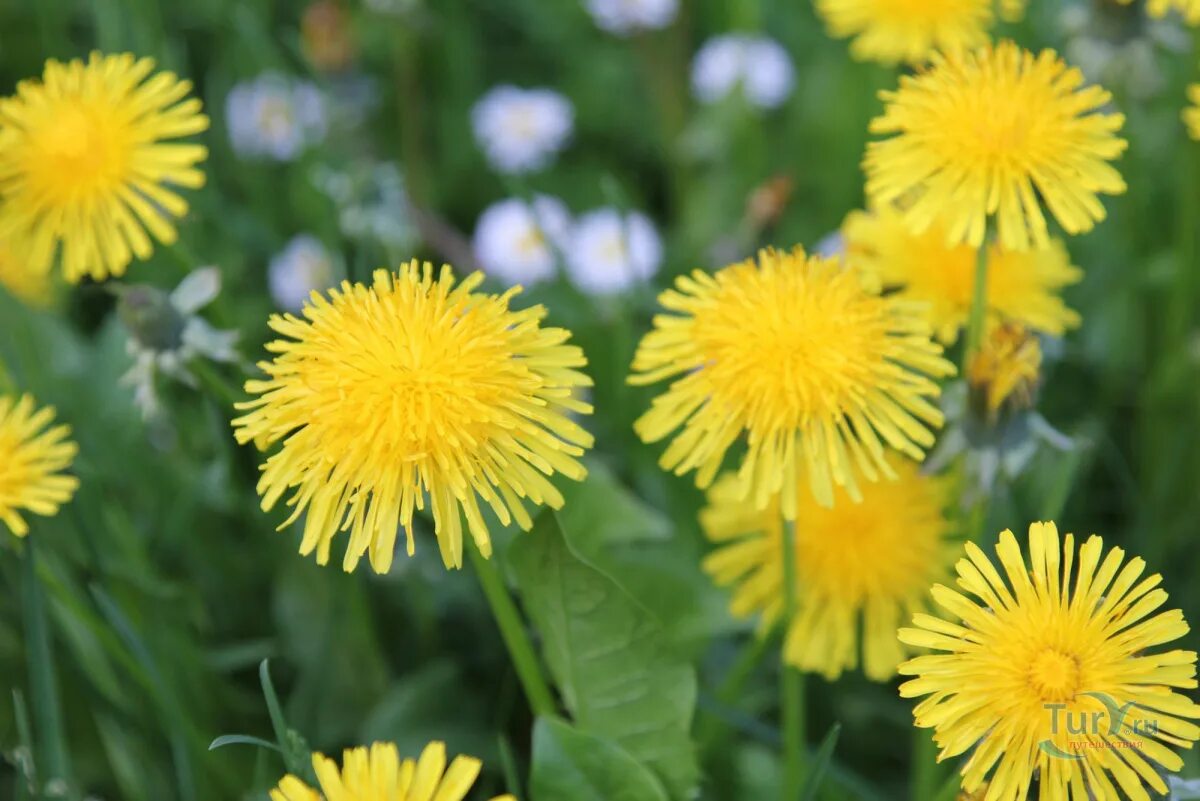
[[188, 359, 243, 409], [962, 242, 991, 371], [910, 727, 941, 800], [781, 517, 806, 799], [467, 540, 557, 719], [21, 536, 72, 793]]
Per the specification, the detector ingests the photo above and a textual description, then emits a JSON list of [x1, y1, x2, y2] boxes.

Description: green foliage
[[510, 512, 699, 800], [529, 717, 669, 801]]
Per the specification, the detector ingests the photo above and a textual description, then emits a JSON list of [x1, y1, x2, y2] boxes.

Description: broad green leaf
[[529, 717, 669, 801], [555, 462, 734, 653], [509, 513, 699, 799]]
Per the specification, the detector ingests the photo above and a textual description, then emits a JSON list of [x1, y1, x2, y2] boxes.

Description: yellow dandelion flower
[[628, 247, 954, 513], [1121, 0, 1200, 24], [701, 459, 954, 681], [0, 240, 52, 306], [843, 206, 1082, 344], [270, 741, 516, 801], [865, 41, 1128, 252], [0, 395, 79, 537], [968, 322, 1041, 417], [232, 261, 594, 574], [1184, 84, 1200, 140], [899, 522, 1200, 801], [0, 52, 209, 283], [815, 0, 993, 65]]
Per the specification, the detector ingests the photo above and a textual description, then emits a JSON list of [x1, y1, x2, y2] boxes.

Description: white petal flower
[[226, 73, 328, 161], [473, 196, 571, 287], [268, 235, 338, 312], [585, 0, 678, 35], [471, 86, 573, 174], [691, 35, 796, 110], [566, 208, 662, 295]]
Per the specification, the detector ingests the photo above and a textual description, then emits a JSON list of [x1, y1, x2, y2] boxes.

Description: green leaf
[[555, 462, 735, 653], [800, 723, 841, 801], [529, 717, 669, 801], [509, 513, 699, 800], [208, 735, 283, 754]]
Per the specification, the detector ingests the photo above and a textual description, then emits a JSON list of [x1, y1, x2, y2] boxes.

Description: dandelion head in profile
[[629, 247, 954, 514], [270, 741, 515, 801], [565, 208, 662, 296], [843, 205, 1082, 345], [471, 86, 573, 174], [232, 260, 594, 573], [898, 522, 1200, 800], [691, 35, 796, 110], [702, 459, 954, 681], [0, 395, 79, 537], [865, 41, 1127, 251], [816, 0, 994, 65], [0, 52, 209, 283], [473, 195, 571, 288], [967, 322, 1042, 420]]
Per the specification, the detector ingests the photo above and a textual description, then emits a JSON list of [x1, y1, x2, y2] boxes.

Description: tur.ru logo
[[1038, 693, 1159, 760]]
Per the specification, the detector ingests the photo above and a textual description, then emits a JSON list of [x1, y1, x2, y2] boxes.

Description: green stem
[[697, 623, 780, 748], [910, 728, 941, 800], [962, 242, 991, 371], [467, 540, 557, 718], [21, 537, 72, 794], [781, 517, 806, 799], [188, 359, 243, 409]]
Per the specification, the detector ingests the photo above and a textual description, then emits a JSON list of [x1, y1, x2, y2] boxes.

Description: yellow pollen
[[1028, 648, 1080, 702]]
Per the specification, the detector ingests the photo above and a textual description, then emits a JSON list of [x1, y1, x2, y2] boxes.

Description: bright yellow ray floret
[[0, 52, 209, 283], [629, 247, 954, 514], [0, 394, 79, 537], [968, 322, 1042, 417], [233, 260, 594, 574], [843, 205, 1082, 344], [899, 522, 1200, 801], [815, 0, 994, 65], [270, 741, 516, 801], [701, 459, 955, 681], [865, 41, 1127, 252]]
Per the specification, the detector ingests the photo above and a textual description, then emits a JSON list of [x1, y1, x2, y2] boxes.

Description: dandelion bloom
[[815, 0, 993, 65], [702, 459, 954, 680], [899, 522, 1200, 800], [843, 206, 1082, 344], [629, 247, 954, 512], [1185, 85, 1200, 140], [1120, 0, 1200, 24], [270, 741, 515, 801], [967, 323, 1042, 418], [0, 52, 209, 283], [865, 41, 1127, 252], [233, 260, 594, 573], [0, 395, 79, 537]]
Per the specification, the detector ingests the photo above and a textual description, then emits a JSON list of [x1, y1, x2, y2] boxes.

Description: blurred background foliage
[[2, 0, 1200, 799]]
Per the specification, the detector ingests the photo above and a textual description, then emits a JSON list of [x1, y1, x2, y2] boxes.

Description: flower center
[[29, 102, 128, 201], [1028, 648, 1080, 702], [515, 227, 546, 257]]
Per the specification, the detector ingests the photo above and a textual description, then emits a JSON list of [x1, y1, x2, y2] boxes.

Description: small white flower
[[585, 0, 678, 35], [226, 73, 328, 161], [471, 86, 573, 174], [692, 34, 796, 110], [815, 230, 846, 260], [566, 208, 662, 296], [269, 235, 339, 312], [473, 196, 571, 287]]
